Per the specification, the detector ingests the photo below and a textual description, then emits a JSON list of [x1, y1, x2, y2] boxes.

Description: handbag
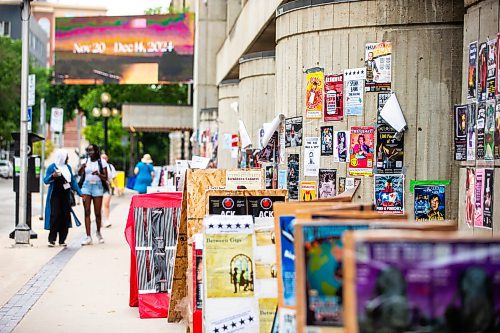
[[69, 190, 76, 207]]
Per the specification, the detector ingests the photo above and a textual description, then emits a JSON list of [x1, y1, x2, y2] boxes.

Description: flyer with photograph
[[478, 42, 488, 102], [320, 126, 334, 156], [485, 100, 496, 160], [376, 123, 404, 173], [483, 168, 494, 229], [285, 116, 303, 148], [468, 41, 478, 100], [476, 102, 486, 160], [287, 154, 300, 200], [487, 38, 497, 100], [453, 105, 468, 161], [324, 73, 344, 121], [349, 126, 375, 176], [304, 137, 320, 177], [496, 99, 500, 159], [344, 68, 366, 116], [374, 174, 404, 214], [300, 181, 317, 202], [365, 42, 392, 92], [475, 168, 485, 227], [465, 168, 476, 228], [414, 185, 446, 221], [318, 169, 337, 199], [305, 69, 324, 119], [467, 103, 476, 161], [334, 131, 349, 163]]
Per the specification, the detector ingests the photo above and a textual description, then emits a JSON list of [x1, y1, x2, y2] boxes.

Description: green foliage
[[33, 139, 54, 157], [83, 116, 128, 162]]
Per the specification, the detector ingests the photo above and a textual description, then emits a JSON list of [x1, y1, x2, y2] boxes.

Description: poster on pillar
[[465, 168, 476, 228], [323, 74, 344, 121], [304, 137, 320, 177], [287, 154, 300, 200], [374, 174, 404, 214], [376, 121, 404, 173], [285, 116, 303, 147], [467, 103, 477, 161], [344, 68, 366, 116], [300, 181, 317, 202], [305, 69, 324, 119], [487, 38, 497, 101], [264, 165, 277, 190], [453, 105, 467, 161], [476, 103, 486, 160], [334, 131, 349, 163], [320, 126, 333, 156], [478, 42, 488, 102], [318, 169, 336, 199], [468, 41, 478, 101], [338, 177, 361, 194], [485, 101, 496, 160], [278, 169, 287, 190], [349, 126, 375, 176], [365, 42, 392, 92], [497, 33, 500, 95], [496, 98, 500, 159], [474, 168, 485, 227], [483, 168, 494, 229], [414, 185, 446, 221]]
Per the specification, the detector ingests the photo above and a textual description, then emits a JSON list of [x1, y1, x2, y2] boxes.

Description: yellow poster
[[300, 181, 317, 202], [206, 233, 255, 298], [305, 70, 324, 119], [259, 298, 278, 333]]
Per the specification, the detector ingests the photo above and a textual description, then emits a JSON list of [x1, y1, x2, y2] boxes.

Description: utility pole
[[39, 99, 46, 220], [16, 0, 32, 244]]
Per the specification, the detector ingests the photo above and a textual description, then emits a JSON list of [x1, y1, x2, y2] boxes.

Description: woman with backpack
[[78, 144, 108, 245], [44, 150, 83, 247]]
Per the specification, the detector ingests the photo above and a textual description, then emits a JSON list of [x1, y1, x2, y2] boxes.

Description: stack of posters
[[344, 230, 500, 333]]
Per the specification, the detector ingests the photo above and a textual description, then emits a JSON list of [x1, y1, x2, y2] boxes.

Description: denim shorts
[[81, 180, 104, 197]]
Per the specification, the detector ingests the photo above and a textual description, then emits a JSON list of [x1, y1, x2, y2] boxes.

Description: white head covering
[[54, 150, 71, 183]]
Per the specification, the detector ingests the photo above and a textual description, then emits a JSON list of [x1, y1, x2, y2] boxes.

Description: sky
[[49, 0, 173, 16]]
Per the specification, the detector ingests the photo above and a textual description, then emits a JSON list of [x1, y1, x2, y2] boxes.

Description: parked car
[[0, 160, 13, 178]]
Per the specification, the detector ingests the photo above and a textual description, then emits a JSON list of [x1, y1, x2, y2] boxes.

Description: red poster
[[231, 134, 239, 148], [324, 74, 344, 121]]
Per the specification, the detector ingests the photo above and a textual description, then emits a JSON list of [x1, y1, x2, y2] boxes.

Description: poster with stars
[[204, 215, 255, 299], [204, 215, 259, 332], [344, 68, 366, 116]]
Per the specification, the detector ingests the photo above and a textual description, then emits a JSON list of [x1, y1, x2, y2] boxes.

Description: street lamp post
[[92, 92, 120, 154]]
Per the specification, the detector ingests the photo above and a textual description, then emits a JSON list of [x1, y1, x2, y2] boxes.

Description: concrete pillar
[[275, 0, 464, 217], [218, 80, 239, 168], [239, 51, 277, 148], [193, 0, 227, 140], [459, 0, 500, 236]]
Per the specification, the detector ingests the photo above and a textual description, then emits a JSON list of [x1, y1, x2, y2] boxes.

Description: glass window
[[0, 21, 11, 37]]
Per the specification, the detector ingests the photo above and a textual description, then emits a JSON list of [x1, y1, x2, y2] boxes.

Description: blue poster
[[280, 216, 296, 307], [278, 169, 287, 190], [374, 174, 405, 214], [414, 185, 446, 221]]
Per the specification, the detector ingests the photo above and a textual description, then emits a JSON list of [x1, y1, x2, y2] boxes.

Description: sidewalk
[[3, 193, 185, 332]]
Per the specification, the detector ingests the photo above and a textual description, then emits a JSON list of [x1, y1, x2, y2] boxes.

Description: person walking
[[100, 153, 121, 228], [78, 144, 108, 245], [44, 150, 83, 247], [133, 153, 154, 194]]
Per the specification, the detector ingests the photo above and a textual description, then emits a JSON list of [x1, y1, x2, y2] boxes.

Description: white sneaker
[[96, 231, 104, 244], [103, 219, 112, 228], [81, 236, 92, 246]]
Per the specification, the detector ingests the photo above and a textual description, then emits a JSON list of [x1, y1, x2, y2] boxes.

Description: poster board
[[294, 220, 460, 333], [343, 230, 500, 333]]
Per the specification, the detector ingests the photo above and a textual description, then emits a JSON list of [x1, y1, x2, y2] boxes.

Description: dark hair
[[86, 144, 100, 159], [429, 194, 440, 203]]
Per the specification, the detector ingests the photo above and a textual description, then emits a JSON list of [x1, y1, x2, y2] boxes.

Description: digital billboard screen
[[55, 13, 194, 85]]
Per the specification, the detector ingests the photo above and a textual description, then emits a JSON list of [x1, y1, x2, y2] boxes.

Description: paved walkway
[[0, 193, 185, 333]]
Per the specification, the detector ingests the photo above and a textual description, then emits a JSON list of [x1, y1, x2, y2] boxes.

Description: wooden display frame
[[294, 219, 458, 333], [343, 230, 500, 333]]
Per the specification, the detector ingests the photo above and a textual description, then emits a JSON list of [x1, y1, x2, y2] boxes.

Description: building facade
[[0, 1, 49, 68], [191, 0, 499, 226]]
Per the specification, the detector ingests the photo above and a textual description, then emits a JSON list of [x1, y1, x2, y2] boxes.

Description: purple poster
[[355, 241, 500, 332]]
